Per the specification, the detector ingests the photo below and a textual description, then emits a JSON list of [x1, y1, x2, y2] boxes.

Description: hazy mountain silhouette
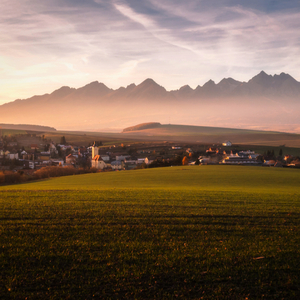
[[0, 71, 299, 132]]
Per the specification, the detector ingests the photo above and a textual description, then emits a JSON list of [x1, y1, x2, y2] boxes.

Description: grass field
[[121, 124, 300, 147], [1, 166, 300, 299], [2, 129, 27, 136]]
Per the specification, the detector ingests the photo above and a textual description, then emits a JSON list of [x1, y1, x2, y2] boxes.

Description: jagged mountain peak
[[0, 72, 300, 132], [218, 77, 241, 85], [132, 78, 167, 96], [50, 86, 74, 98], [205, 79, 216, 85], [126, 83, 136, 89], [248, 71, 275, 87], [135, 78, 167, 93], [79, 81, 110, 90], [179, 85, 193, 91], [140, 78, 159, 85]]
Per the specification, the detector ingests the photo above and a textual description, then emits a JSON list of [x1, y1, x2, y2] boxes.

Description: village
[[1, 132, 300, 173]]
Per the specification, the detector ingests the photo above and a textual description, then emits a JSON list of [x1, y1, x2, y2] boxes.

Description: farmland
[[1, 166, 300, 299]]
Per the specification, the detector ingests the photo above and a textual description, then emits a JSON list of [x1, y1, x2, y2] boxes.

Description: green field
[[1, 166, 300, 299]]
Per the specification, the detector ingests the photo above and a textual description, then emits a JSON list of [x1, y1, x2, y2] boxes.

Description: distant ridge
[[122, 123, 278, 135], [121, 123, 300, 147], [123, 122, 162, 132], [0, 124, 56, 132], [0, 71, 300, 133]]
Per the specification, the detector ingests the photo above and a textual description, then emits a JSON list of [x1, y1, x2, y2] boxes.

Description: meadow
[[1, 166, 300, 299]]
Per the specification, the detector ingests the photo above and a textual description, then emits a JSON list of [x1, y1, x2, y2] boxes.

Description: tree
[[182, 156, 189, 165], [60, 136, 66, 145], [279, 148, 283, 156]]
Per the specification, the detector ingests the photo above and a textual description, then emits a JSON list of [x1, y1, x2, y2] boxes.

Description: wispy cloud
[[0, 0, 300, 103]]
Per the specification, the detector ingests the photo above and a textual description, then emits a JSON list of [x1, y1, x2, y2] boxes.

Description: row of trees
[[0, 166, 98, 185], [136, 154, 193, 169]]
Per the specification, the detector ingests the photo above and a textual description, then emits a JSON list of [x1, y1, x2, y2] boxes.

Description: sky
[[1, 0, 300, 104]]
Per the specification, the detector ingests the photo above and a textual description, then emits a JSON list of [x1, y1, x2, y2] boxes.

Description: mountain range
[[1, 71, 300, 133]]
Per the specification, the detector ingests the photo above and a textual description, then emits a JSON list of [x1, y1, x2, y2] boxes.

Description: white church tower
[[92, 142, 99, 158]]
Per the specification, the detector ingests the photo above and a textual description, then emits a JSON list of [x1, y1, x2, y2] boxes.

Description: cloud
[[0, 0, 300, 103], [114, 2, 155, 29]]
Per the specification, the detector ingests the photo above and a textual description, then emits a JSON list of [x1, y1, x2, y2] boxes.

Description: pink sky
[[1, 0, 300, 104]]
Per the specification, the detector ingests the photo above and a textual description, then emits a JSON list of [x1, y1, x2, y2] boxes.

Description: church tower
[[92, 141, 99, 158]]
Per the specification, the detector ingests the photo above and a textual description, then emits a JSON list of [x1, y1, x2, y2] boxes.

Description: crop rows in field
[[1, 166, 300, 299]]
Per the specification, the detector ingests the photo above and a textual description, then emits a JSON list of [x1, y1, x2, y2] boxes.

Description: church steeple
[[92, 141, 99, 158]]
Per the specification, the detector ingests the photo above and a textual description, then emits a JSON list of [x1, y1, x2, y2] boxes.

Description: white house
[[101, 155, 110, 162], [222, 141, 232, 147], [137, 158, 146, 164], [7, 153, 19, 160]]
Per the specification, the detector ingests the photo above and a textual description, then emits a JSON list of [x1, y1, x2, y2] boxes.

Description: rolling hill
[[122, 122, 300, 147], [0, 123, 56, 132]]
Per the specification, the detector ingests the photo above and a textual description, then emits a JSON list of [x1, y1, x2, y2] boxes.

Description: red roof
[[92, 155, 103, 161]]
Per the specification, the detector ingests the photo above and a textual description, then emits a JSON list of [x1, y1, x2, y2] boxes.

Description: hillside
[[123, 122, 162, 132], [0, 71, 300, 132], [122, 123, 300, 147], [0, 123, 56, 132]]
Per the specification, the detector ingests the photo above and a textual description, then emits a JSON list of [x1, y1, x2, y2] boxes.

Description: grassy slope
[[40, 124, 300, 147], [2, 165, 299, 193], [1, 166, 300, 299], [122, 124, 300, 147]]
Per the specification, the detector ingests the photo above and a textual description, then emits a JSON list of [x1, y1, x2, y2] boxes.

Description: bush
[[0, 171, 22, 184], [0, 166, 99, 186]]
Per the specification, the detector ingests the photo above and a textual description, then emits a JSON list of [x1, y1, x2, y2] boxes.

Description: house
[[38, 151, 51, 161], [206, 147, 219, 154], [51, 160, 64, 166], [239, 151, 259, 159], [263, 160, 276, 166], [222, 141, 232, 147], [91, 155, 106, 170], [22, 153, 34, 160], [111, 160, 124, 170], [222, 155, 260, 165], [137, 158, 146, 164], [116, 155, 131, 161], [284, 155, 293, 162], [31, 144, 39, 150], [145, 157, 154, 165], [22, 160, 35, 169], [7, 153, 19, 160], [101, 155, 110, 162], [66, 154, 77, 166], [199, 157, 211, 164], [288, 159, 300, 168]]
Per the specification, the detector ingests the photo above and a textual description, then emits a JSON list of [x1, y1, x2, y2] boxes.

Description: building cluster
[[1, 134, 300, 172]]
